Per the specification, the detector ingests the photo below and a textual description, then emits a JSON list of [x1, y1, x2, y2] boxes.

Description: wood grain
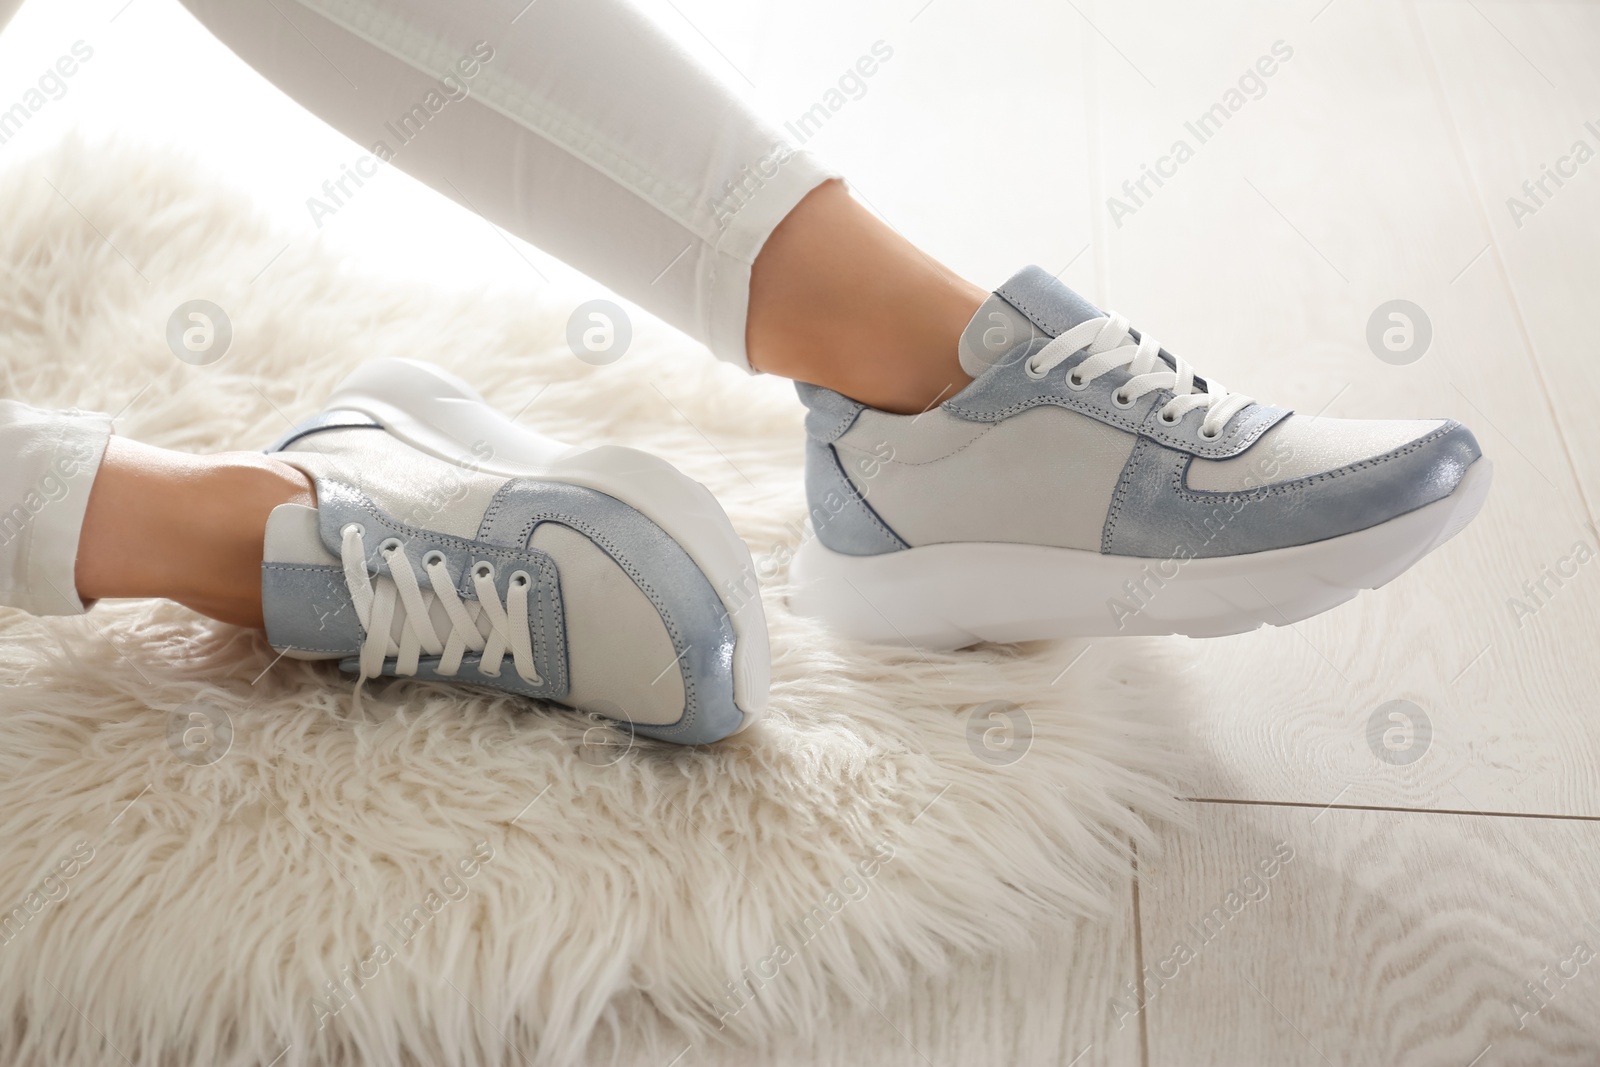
[[674, 879, 1142, 1067], [1140, 803, 1600, 1066], [1076, 0, 1600, 816]]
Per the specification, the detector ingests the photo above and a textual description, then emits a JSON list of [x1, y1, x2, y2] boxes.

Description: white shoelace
[[339, 524, 543, 686], [1025, 313, 1254, 439]]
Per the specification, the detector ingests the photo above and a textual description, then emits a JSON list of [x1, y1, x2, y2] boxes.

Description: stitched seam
[[811, 401, 865, 443], [299, 0, 708, 239], [946, 392, 1282, 457], [834, 423, 996, 468], [1147, 406, 1282, 457], [947, 394, 1156, 442], [1173, 423, 1459, 503], [1102, 437, 1151, 554], [828, 445, 907, 550], [994, 287, 1059, 338], [513, 507, 699, 735]]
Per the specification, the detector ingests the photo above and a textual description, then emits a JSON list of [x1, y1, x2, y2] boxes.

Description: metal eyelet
[[1111, 390, 1136, 409], [1065, 371, 1089, 392], [1023, 358, 1048, 380], [422, 550, 446, 568]]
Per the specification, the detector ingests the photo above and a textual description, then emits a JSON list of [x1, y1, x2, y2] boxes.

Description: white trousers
[[0, 0, 837, 614], [0, 404, 111, 615]]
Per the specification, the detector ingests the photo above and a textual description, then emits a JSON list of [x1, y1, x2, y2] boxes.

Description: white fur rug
[[0, 140, 1190, 1067]]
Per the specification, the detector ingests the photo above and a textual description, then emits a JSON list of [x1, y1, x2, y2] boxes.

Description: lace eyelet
[[1065, 371, 1089, 392], [472, 561, 495, 581], [510, 571, 531, 588], [1199, 427, 1221, 441], [378, 537, 403, 556], [1111, 390, 1135, 410], [1023, 358, 1047, 381], [422, 550, 446, 568], [340, 522, 365, 539], [1158, 410, 1179, 425]]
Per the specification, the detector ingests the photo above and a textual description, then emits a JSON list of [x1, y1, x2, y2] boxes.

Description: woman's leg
[[7, 0, 985, 631], [746, 179, 981, 413], [1, 1, 1487, 652], [74, 439, 313, 627], [0, 400, 312, 626], [174, 0, 979, 413]]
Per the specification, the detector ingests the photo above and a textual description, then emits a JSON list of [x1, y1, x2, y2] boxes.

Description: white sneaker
[[789, 266, 1492, 649], [261, 358, 769, 743]]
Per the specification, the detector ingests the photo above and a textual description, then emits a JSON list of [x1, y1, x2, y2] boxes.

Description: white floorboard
[[1140, 803, 1600, 1066], [1081, 0, 1600, 820]]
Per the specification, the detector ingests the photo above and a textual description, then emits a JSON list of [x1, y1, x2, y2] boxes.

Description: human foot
[[261, 358, 768, 743], [788, 266, 1492, 649]]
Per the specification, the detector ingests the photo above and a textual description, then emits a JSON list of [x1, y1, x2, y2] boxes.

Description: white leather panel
[[840, 405, 993, 465], [280, 428, 506, 539], [835, 406, 1135, 551], [1186, 416, 1444, 492], [531, 522, 684, 726]]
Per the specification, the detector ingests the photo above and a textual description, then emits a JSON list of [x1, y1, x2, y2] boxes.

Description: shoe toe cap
[[1110, 418, 1485, 558], [534, 513, 748, 747]]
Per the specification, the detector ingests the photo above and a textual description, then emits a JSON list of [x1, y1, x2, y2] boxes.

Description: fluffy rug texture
[[0, 140, 1190, 1067]]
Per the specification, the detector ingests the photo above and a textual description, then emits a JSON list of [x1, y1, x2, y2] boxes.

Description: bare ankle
[[75, 439, 314, 627], [747, 180, 983, 414]]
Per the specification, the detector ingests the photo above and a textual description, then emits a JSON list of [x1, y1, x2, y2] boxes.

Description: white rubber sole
[[789, 458, 1494, 650], [321, 358, 770, 731]]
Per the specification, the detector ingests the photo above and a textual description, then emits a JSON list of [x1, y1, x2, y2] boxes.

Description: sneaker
[[790, 266, 1492, 649], [260, 358, 768, 744]]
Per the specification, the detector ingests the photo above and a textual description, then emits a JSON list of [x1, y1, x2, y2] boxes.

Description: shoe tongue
[[957, 265, 1105, 377], [264, 502, 338, 565]]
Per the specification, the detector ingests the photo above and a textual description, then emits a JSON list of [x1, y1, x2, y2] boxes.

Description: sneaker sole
[[321, 358, 770, 732], [789, 457, 1494, 650]]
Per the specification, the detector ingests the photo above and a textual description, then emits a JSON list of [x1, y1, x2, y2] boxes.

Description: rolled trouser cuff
[[704, 149, 841, 372], [0, 402, 112, 616]]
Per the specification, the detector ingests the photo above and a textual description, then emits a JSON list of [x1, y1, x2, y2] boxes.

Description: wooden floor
[[789, 0, 1600, 1061], [1015, 1, 1600, 1061], [5, 0, 1598, 1061]]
